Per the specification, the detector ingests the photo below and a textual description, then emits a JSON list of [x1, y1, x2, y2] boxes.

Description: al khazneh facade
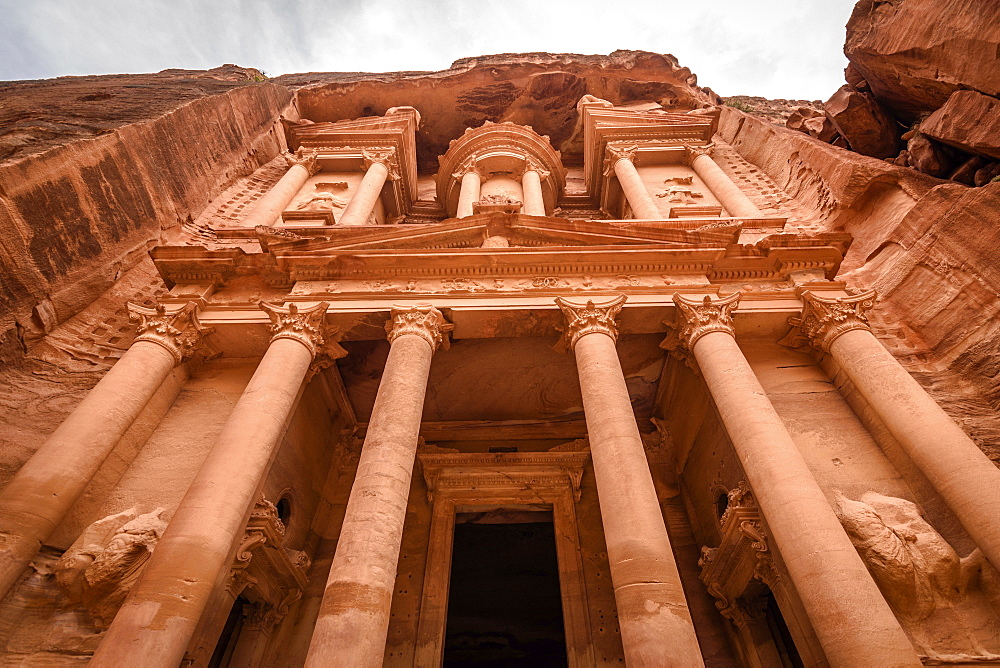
[[2, 74, 1000, 668]]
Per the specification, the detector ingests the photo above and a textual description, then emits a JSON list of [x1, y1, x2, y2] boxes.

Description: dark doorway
[[443, 516, 568, 667], [764, 589, 804, 668]]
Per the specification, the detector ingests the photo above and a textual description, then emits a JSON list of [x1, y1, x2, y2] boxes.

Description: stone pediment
[[258, 213, 744, 254]]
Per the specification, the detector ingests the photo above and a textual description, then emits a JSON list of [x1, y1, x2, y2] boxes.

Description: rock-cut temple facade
[[0, 49, 999, 668]]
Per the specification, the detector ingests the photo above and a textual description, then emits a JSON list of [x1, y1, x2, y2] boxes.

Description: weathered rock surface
[[723, 95, 823, 125], [0, 68, 294, 367], [844, 0, 1000, 120], [279, 51, 720, 170], [824, 84, 900, 158], [921, 90, 1000, 160], [786, 107, 838, 142]]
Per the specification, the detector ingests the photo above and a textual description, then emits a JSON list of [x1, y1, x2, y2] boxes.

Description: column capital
[[519, 156, 551, 181], [683, 143, 715, 164], [451, 154, 486, 181], [603, 142, 639, 176], [362, 146, 401, 181], [555, 295, 627, 352], [664, 293, 740, 354], [782, 289, 876, 352], [260, 301, 344, 359], [385, 304, 453, 351], [128, 301, 212, 365], [285, 148, 320, 176]]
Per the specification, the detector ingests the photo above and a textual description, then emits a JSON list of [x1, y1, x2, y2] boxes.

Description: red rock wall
[[0, 79, 294, 366]]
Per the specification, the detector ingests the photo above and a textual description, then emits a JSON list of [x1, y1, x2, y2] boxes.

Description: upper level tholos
[[194, 93, 792, 242]]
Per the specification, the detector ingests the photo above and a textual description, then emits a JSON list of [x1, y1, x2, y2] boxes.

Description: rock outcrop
[[785, 0, 1000, 185]]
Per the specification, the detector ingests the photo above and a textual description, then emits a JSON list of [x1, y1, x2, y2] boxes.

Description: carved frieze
[[418, 450, 591, 503], [554, 294, 627, 351], [385, 304, 454, 351], [128, 301, 213, 364], [781, 289, 876, 352]]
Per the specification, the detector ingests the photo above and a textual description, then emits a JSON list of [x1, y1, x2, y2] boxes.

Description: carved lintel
[[683, 143, 715, 164], [554, 294, 627, 352], [362, 146, 401, 181], [780, 289, 877, 352], [385, 304, 453, 351], [285, 147, 320, 176], [664, 293, 740, 357], [603, 142, 639, 177], [260, 301, 345, 360], [128, 301, 213, 365]]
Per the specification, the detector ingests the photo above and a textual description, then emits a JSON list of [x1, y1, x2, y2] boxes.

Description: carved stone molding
[[285, 147, 320, 176], [683, 143, 715, 164], [259, 301, 340, 359], [554, 294, 627, 352], [128, 301, 213, 365], [362, 146, 401, 181], [385, 304, 453, 351], [227, 496, 309, 602], [662, 293, 740, 363], [781, 289, 877, 352]]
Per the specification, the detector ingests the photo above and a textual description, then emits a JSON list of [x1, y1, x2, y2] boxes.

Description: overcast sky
[[0, 0, 855, 100]]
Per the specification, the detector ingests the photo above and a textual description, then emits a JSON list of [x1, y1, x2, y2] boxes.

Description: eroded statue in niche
[[834, 491, 1000, 658], [54, 507, 168, 628], [295, 182, 349, 211], [657, 184, 704, 204]]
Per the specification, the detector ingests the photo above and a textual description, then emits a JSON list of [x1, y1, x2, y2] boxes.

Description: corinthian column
[[0, 302, 208, 599], [91, 302, 340, 668], [520, 163, 548, 216], [556, 296, 703, 667], [668, 294, 919, 667], [684, 144, 761, 218], [242, 148, 320, 228], [790, 290, 1000, 573], [454, 158, 482, 218], [606, 143, 662, 220], [338, 147, 399, 226], [305, 305, 452, 668]]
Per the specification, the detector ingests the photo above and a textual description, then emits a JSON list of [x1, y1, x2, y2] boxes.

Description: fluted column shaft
[[797, 290, 1000, 573], [456, 171, 481, 218], [0, 303, 205, 599], [521, 169, 546, 216], [612, 156, 662, 220], [686, 146, 761, 218], [339, 149, 396, 226], [305, 305, 452, 668], [673, 294, 920, 668], [558, 296, 703, 667], [242, 150, 318, 228], [91, 302, 335, 668]]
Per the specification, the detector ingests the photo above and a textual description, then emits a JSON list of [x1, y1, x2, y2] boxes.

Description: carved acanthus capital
[[555, 295, 627, 352], [285, 147, 320, 176], [260, 301, 345, 360], [781, 290, 876, 352], [666, 293, 740, 354], [520, 156, 551, 182], [385, 304, 453, 351], [603, 142, 639, 176], [128, 301, 213, 365], [683, 143, 715, 164], [451, 154, 485, 181], [362, 146, 401, 180]]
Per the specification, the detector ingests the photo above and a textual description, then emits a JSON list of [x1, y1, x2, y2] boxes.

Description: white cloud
[[0, 0, 854, 99]]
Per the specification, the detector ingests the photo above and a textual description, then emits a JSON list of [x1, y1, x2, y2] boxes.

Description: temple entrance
[[443, 513, 568, 667]]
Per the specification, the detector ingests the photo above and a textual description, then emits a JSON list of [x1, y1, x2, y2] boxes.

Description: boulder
[[920, 90, 1000, 160], [824, 85, 900, 158], [845, 0, 1000, 120], [786, 107, 839, 142], [907, 132, 953, 178]]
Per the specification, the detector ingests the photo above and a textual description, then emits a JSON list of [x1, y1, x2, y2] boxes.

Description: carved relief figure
[[54, 508, 168, 628], [295, 182, 349, 211]]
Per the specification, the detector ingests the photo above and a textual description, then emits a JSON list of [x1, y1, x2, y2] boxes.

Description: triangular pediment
[[259, 213, 742, 255]]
